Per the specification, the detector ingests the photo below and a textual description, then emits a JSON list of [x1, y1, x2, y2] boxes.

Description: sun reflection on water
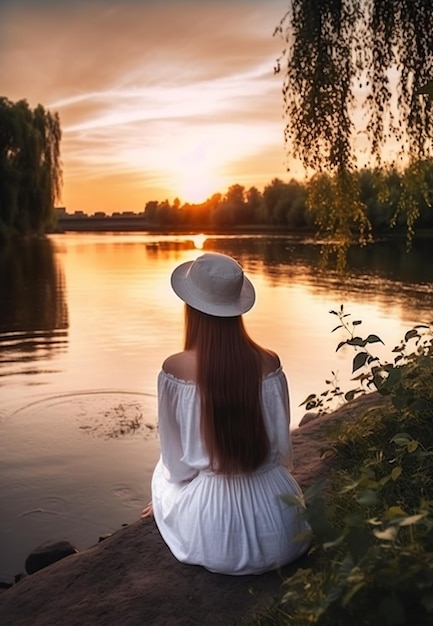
[[190, 233, 207, 250]]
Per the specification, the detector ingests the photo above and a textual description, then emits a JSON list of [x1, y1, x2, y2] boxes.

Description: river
[[0, 231, 432, 581]]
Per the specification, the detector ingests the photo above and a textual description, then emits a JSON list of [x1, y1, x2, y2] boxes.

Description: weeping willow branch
[[275, 0, 433, 246]]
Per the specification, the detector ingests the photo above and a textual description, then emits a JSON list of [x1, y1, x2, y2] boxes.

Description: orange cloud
[[1, 0, 292, 212]]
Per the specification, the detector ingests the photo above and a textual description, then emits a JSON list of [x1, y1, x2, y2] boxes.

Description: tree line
[[2, 94, 432, 242], [143, 162, 433, 236]]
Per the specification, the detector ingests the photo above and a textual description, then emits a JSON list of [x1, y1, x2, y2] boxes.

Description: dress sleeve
[[277, 372, 294, 470], [263, 369, 294, 471], [157, 371, 199, 483]]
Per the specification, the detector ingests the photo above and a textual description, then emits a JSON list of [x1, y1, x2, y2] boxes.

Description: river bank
[[0, 393, 388, 626], [53, 217, 310, 235], [52, 215, 433, 241]]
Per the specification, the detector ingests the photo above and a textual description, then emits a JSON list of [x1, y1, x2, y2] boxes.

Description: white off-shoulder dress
[[151, 367, 311, 575]]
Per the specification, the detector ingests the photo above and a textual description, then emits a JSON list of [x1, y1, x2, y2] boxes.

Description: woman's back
[[162, 346, 280, 383], [168, 302, 278, 475], [152, 364, 310, 574], [145, 252, 311, 574]]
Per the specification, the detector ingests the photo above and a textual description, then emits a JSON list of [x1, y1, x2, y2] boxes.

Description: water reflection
[[198, 235, 432, 283], [198, 236, 433, 320], [0, 238, 69, 381]]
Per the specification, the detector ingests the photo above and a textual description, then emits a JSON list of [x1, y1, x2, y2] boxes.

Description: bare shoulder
[[258, 347, 281, 376], [162, 350, 197, 382]]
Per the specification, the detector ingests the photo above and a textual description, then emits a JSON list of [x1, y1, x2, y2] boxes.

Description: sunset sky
[[1, 0, 294, 214]]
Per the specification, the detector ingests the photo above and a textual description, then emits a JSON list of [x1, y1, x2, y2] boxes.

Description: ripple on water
[[0, 390, 160, 582], [8, 390, 158, 440]]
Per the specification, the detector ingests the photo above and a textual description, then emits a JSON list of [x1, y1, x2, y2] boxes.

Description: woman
[[142, 252, 311, 575]]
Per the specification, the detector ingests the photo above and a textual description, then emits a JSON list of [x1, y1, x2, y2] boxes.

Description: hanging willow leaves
[[275, 0, 433, 247], [0, 97, 62, 238]]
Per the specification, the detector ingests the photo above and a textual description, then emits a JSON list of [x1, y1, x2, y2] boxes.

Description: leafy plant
[[270, 308, 433, 625], [301, 304, 433, 414]]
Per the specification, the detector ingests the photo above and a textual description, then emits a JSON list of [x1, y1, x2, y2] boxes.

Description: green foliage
[[301, 305, 433, 414], [274, 0, 433, 246], [0, 96, 62, 238], [278, 308, 433, 625], [417, 80, 433, 97], [262, 178, 309, 228], [392, 159, 433, 245], [276, 0, 433, 171], [307, 170, 372, 266]]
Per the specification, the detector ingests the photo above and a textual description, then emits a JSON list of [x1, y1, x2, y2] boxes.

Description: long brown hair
[[184, 304, 270, 474]]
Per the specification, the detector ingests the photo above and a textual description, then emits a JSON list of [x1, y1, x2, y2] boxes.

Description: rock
[[0, 393, 389, 626], [299, 411, 320, 426], [0, 520, 309, 626], [25, 540, 79, 575]]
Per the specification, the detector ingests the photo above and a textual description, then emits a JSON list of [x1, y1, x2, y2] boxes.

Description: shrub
[[271, 308, 433, 626]]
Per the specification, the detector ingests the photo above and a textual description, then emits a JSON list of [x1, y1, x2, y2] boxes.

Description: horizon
[[1, 0, 299, 214]]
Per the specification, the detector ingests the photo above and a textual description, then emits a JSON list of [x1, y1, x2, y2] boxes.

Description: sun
[[176, 173, 223, 204], [169, 140, 226, 204]]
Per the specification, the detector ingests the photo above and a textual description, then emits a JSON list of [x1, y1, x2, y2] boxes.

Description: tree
[[275, 1, 433, 254], [263, 178, 308, 227], [143, 200, 159, 223], [0, 97, 62, 238], [245, 186, 263, 224], [224, 184, 247, 225], [358, 167, 401, 232]]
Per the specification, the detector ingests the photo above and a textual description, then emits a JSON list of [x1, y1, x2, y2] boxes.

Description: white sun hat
[[170, 252, 256, 317]]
